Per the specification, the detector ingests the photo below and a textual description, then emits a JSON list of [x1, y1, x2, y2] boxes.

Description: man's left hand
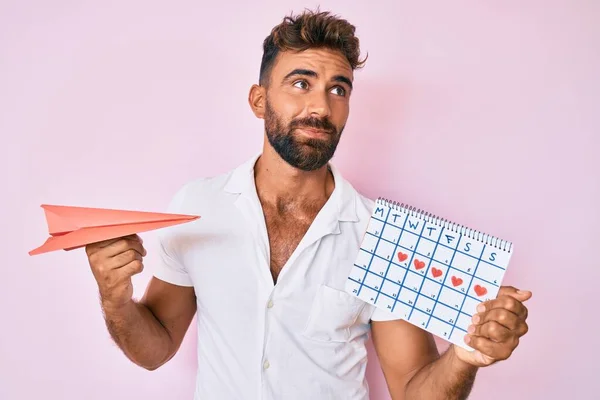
[[454, 286, 532, 367]]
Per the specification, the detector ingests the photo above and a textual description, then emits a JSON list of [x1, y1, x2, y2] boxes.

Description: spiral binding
[[376, 197, 513, 252]]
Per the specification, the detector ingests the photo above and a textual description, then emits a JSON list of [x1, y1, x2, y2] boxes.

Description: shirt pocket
[[301, 284, 368, 343]]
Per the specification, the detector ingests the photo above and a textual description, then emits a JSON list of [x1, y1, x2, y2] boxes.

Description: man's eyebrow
[[283, 68, 318, 81], [332, 74, 353, 90], [283, 69, 353, 90]]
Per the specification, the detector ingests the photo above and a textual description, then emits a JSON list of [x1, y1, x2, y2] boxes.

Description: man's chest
[[176, 201, 374, 343], [180, 214, 358, 304], [263, 210, 315, 283], [182, 222, 372, 340]]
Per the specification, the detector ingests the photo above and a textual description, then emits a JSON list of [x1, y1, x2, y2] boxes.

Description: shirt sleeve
[[152, 184, 194, 287], [370, 307, 404, 322]]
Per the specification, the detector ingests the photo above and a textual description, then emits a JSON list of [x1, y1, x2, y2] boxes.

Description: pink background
[[2, 1, 598, 399]]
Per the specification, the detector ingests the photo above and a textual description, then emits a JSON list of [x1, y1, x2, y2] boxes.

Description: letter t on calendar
[[345, 198, 513, 350]]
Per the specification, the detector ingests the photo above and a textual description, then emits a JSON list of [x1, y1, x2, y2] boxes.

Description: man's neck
[[254, 146, 335, 208]]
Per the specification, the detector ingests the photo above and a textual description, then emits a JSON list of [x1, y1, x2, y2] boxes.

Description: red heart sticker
[[397, 252, 408, 262], [474, 285, 487, 297], [414, 259, 426, 270], [451, 276, 463, 287], [431, 267, 442, 278]]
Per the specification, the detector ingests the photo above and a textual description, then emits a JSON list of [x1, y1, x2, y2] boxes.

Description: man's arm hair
[[371, 319, 478, 400], [403, 345, 477, 399], [102, 277, 197, 370]]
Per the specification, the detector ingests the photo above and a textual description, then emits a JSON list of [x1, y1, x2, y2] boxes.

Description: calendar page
[[345, 200, 513, 350]]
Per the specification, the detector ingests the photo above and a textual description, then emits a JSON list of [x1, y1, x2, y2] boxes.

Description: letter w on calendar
[[344, 199, 513, 350]]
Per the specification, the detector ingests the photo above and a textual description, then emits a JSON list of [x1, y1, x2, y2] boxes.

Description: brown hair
[[259, 9, 367, 86]]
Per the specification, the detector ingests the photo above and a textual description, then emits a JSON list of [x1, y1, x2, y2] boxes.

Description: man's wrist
[[101, 297, 133, 315], [450, 346, 480, 374]]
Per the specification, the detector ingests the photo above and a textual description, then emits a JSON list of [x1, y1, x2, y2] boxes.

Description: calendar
[[345, 198, 513, 350]]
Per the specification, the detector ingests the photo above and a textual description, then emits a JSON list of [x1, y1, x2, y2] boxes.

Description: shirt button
[[267, 300, 274, 309], [263, 360, 270, 370]]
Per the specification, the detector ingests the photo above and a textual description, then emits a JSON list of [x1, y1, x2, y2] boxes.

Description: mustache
[[290, 116, 337, 134]]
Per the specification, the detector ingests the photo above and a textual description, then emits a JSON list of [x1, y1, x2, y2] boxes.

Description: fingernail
[[477, 304, 485, 313], [464, 335, 471, 344], [472, 314, 480, 324], [468, 325, 475, 333]]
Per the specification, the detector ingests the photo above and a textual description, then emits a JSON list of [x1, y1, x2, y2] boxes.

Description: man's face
[[262, 48, 353, 171]]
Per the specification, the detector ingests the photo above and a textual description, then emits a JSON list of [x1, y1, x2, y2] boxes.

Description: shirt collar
[[224, 153, 359, 223]]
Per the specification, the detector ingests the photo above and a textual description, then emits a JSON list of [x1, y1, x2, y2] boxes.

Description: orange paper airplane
[[29, 204, 200, 256]]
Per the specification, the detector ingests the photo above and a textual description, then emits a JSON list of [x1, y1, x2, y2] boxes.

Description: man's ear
[[248, 84, 266, 119]]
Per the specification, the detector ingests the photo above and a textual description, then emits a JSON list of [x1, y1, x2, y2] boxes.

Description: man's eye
[[293, 80, 309, 89], [331, 86, 346, 96]]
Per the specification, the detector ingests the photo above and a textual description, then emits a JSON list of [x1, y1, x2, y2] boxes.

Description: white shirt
[[154, 154, 398, 400]]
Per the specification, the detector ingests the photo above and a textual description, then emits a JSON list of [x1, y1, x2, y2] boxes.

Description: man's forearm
[[101, 300, 173, 370], [405, 346, 478, 400]]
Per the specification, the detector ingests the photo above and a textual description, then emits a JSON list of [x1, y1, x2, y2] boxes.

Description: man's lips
[[295, 127, 332, 138]]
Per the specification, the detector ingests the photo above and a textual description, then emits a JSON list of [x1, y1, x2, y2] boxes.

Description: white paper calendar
[[345, 198, 513, 350]]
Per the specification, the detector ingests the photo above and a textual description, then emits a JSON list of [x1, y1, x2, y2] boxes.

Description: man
[[86, 9, 531, 400]]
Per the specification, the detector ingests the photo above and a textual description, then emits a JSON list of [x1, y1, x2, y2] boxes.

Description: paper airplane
[[29, 204, 200, 256]]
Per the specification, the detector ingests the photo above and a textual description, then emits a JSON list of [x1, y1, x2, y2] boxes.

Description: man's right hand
[[85, 234, 147, 310]]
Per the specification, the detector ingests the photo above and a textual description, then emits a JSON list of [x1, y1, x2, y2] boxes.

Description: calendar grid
[[346, 199, 512, 351], [353, 265, 480, 314], [370, 216, 403, 230], [358, 248, 499, 303], [374, 211, 410, 305], [356, 207, 391, 297], [365, 223, 505, 271], [409, 227, 461, 321], [361, 244, 501, 289], [349, 276, 468, 334], [394, 218, 427, 316], [449, 244, 488, 339], [425, 228, 461, 330]]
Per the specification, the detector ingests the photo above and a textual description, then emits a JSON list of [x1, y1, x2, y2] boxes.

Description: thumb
[[498, 285, 533, 302], [514, 290, 533, 303]]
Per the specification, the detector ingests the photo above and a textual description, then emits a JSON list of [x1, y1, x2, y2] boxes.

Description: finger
[[118, 259, 144, 278], [109, 239, 146, 258], [498, 286, 533, 302], [103, 234, 143, 249], [99, 238, 146, 259], [477, 295, 528, 319], [470, 321, 513, 343], [465, 334, 517, 361], [85, 234, 142, 256], [517, 321, 529, 337], [86, 237, 122, 255], [99, 234, 139, 247], [473, 309, 520, 331], [111, 248, 144, 270]]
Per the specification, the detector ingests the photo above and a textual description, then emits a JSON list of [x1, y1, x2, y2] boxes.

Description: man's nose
[[307, 90, 331, 119]]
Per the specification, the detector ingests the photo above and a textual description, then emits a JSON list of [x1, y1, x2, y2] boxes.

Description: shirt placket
[[237, 171, 342, 399]]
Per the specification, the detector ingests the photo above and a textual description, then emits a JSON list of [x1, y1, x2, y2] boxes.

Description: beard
[[264, 100, 343, 171]]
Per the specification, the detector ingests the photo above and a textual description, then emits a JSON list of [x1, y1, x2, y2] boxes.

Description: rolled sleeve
[[370, 307, 404, 322], [151, 184, 194, 287], [153, 234, 194, 287]]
